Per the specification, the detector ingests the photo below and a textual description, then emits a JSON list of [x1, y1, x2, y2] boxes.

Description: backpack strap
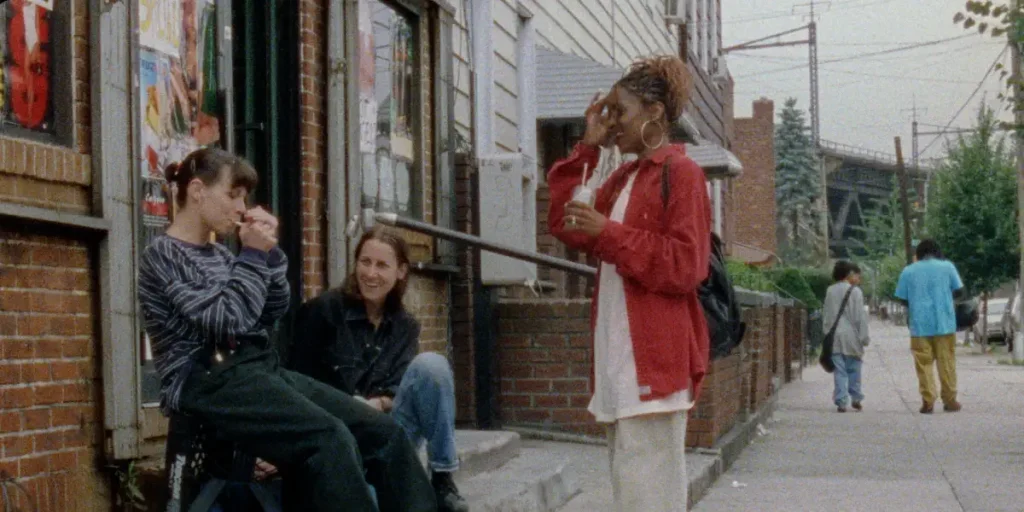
[[661, 160, 670, 210]]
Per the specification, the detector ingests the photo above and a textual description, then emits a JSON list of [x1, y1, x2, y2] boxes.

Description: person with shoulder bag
[[820, 261, 871, 413]]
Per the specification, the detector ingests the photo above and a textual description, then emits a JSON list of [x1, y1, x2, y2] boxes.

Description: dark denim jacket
[[289, 289, 420, 398]]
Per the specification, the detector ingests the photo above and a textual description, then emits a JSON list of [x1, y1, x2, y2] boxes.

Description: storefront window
[[136, 0, 222, 404], [359, 0, 421, 218], [0, 0, 72, 144]]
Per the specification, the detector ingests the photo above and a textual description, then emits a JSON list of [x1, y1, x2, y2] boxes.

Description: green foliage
[[850, 175, 923, 261], [954, 2, 1022, 118], [114, 461, 146, 511], [764, 267, 823, 309], [775, 98, 824, 266], [926, 105, 1019, 296], [862, 254, 908, 303], [798, 267, 833, 303], [726, 259, 775, 292]]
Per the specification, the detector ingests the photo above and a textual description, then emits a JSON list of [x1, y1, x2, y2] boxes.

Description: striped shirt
[[138, 235, 290, 412]]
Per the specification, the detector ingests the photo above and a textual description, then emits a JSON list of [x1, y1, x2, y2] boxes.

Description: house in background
[[730, 98, 780, 267]]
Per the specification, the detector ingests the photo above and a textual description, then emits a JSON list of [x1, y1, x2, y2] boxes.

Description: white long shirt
[[588, 171, 693, 423]]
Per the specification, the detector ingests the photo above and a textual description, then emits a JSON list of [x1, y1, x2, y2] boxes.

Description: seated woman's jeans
[[391, 353, 460, 472]]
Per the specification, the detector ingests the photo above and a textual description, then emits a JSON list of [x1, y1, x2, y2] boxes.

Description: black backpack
[[661, 161, 747, 359]]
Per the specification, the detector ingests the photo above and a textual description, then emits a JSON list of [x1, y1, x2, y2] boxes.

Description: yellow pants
[[911, 334, 958, 406]]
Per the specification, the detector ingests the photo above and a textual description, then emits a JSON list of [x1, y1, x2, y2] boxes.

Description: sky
[[724, 0, 1011, 158]]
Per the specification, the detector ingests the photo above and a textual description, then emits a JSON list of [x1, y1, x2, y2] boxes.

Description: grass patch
[[996, 358, 1024, 366]]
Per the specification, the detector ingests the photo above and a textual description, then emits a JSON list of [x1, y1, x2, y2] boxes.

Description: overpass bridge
[[818, 139, 943, 258]]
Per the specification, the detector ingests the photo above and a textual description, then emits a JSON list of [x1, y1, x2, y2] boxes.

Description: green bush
[[798, 268, 832, 305], [766, 267, 822, 310], [725, 259, 774, 293]]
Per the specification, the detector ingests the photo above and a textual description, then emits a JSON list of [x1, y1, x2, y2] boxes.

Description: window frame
[[357, 0, 427, 220], [432, 4, 458, 264], [0, 0, 74, 146]]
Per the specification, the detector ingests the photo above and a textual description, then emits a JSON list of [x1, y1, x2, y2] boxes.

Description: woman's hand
[[253, 459, 279, 481], [239, 221, 278, 253], [367, 396, 394, 412], [245, 206, 279, 234], [582, 91, 616, 148], [563, 201, 608, 238]]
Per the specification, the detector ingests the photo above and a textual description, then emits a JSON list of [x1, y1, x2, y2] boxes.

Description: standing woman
[[138, 148, 436, 512], [546, 56, 712, 511]]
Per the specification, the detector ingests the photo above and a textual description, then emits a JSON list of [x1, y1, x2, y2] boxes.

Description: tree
[[927, 105, 1019, 300], [775, 98, 823, 266], [954, 2, 1021, 122], [850, 177, 922, 262]]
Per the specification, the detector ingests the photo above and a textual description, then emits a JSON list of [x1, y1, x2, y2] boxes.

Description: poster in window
[[0, 0, 54, 134], [137, 0, 220, 236]]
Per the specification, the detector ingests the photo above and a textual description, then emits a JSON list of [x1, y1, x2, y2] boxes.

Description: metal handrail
[[359, 209, 598, 277]]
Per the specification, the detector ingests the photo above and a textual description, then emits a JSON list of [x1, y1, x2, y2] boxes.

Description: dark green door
[[233, 0, 303, 356]]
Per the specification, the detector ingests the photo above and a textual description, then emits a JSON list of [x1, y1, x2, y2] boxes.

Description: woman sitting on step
[[290, 227, 469, 512], [138, 147, 436, 512]]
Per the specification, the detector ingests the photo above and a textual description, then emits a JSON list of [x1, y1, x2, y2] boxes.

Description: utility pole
[[1011, 0, 1024, 362], [807, 4, 820, 144], [723, 2, 827, 262], [895, 137, 914, 265]]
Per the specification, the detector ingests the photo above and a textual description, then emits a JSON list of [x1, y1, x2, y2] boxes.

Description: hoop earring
[[640, 120, 666, 150]]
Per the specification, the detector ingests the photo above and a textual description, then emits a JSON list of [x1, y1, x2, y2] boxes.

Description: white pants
[[607, 412, 689, 512]]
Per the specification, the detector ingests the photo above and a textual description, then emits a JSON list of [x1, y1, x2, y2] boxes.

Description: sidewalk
[[691, 319, 1024, 512]]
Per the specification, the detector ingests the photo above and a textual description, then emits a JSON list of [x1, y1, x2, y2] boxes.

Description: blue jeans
[[392, 353, 460, 472], [832, 354, 864, 407]]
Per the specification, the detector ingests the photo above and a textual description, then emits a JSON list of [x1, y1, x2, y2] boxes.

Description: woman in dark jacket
[[292, 227, 468, 512]]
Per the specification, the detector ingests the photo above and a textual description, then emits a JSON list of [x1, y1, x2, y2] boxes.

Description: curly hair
[[615, 55, 693, 123]]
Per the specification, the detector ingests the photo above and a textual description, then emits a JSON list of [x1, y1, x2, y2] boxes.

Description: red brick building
[[730, 98, 778, 266]]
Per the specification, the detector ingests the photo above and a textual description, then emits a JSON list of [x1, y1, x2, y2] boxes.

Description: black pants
[[178, 345, 437, 512]]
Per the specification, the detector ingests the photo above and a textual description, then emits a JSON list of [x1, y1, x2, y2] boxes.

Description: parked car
[[973, 297, 1010, 343]]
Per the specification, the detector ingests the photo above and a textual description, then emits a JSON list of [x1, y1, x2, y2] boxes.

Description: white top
[[588, 171, 693, 424]]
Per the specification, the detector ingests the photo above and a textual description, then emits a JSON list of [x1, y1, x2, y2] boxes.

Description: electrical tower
[[800, 1, 822, 144], [723, 2, 824, 144]]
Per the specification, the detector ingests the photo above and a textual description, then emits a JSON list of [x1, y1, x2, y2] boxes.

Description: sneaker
[[433, 472, 469, 512], [920, 402, 934, 414], [944, 401, 962, 412], [837, 406, 847, 413], [852, 401, 863, 412]]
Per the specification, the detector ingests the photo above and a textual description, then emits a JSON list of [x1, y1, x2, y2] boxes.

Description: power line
[[732, 39, 987, 65], [733, 34, 978, 78], [919, 46, 1009, 156]]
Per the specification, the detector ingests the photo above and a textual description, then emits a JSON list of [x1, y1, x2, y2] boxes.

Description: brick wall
[[494, 298, 807, 447], [732, 99, 777, 264], [495, 299, 598, 437], [0, 2, 110, 510], [0, 231, 108, 512], [299, 0, 328, 300]]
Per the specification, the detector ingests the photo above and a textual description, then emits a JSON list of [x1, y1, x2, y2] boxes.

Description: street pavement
[[692, 319, 1024, 512]]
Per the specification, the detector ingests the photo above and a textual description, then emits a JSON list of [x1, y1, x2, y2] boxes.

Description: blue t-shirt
[[894, 258, 964, 337]]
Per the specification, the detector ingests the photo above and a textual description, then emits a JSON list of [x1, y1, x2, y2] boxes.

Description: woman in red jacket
[[548, 55, 711, 511]]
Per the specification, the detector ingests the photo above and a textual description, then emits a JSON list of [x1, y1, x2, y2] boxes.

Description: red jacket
[[547, 143, 712, 402]]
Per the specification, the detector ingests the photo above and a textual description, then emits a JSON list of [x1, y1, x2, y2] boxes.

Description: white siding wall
[[528, 0, 679, 69], [450, 1, 473, 143]]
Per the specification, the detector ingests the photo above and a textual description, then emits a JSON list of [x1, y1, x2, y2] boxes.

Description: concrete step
[[444, 430, 523, 483], [460, 444, 581, 512]]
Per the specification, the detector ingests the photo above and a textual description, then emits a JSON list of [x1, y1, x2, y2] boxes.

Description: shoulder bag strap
[[827, 287, 855, 337]]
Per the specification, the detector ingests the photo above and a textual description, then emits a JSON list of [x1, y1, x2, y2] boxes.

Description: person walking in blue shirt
[[894, 240, 965, 414]]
